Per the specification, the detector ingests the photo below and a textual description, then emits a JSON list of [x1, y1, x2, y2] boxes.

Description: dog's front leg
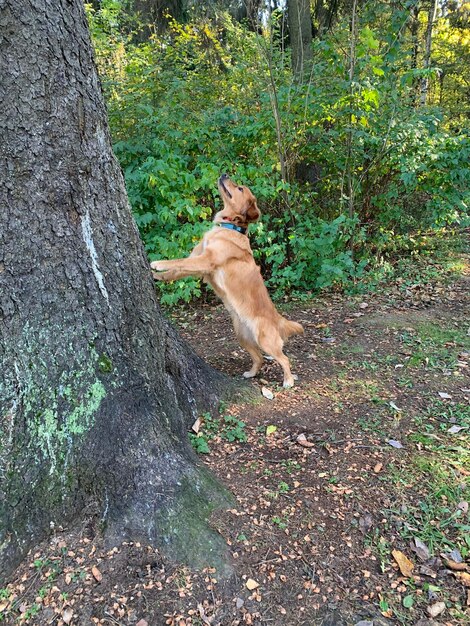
[[150, 253, 215, 280], [152, 269, 181, 282]]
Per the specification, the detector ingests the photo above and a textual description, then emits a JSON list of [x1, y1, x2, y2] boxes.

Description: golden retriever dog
[[151, 174, 304, 387]]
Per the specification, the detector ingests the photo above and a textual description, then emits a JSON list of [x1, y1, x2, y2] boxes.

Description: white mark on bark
[[80, 210, 109, 303], [100, 490, 109, 524]]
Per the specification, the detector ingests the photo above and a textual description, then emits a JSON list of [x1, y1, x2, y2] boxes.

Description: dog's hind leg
[[258, 332, 294, 388], [241, 343, 264, 379]]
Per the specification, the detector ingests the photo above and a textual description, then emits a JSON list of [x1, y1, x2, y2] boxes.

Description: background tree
[[0, 0, 232, 582], [288, 0, 313, 79], [420, 0, 439, 104], [85, 0, 469, 303]]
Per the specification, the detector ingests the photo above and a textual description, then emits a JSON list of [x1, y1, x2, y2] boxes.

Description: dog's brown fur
[[151, 175, 303, 387]]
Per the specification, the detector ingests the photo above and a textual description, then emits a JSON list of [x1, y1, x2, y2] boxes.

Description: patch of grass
[[352, 229, 468, 295], [357, 414, 387, 436], [189, 409, 248, 454], [399, 321, 468, 369], [365, 529, 391, 573], [271, 515, 289, 530], [281, 459, 302, 474], [382, 398, 470, 556]]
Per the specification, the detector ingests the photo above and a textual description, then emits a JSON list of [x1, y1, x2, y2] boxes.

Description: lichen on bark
[[0, 321, 112, 478]]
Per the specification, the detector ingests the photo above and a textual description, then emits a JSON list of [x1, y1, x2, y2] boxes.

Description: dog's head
[[215, 174, 261, 228]]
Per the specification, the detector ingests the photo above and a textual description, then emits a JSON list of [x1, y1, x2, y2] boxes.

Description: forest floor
[[2, 241, 469, 626]]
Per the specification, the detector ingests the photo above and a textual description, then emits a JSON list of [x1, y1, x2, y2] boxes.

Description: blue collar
[[217, 222, 247, 235]]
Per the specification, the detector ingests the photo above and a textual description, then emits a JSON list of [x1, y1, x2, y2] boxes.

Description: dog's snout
[[220, 173, 228, 180]]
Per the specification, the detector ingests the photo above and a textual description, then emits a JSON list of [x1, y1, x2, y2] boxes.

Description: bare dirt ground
[[2, 254, 469, 626]]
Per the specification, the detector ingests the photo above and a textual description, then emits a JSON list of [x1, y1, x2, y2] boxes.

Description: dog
[[151, 174, 304, 387]]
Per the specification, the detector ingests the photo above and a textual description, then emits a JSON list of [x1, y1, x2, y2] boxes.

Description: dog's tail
[[280, 318, 304, 340]]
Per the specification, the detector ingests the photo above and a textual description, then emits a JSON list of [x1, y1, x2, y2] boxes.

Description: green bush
[[87, 3, 469, 305]]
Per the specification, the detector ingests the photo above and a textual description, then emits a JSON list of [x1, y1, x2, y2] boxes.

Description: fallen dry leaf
[[438, 391, 452, 399], [62, 608, 74, 624], [411, 537, 430, 561], [246, 578, 259, 590], [261, 387, 274, 400], [454, 571, 470, 587], [191, 418, 201, 434], [0, 600, 9, 612], [373, 462, 383, 473], [136, 620, 149, 626], [296, 433, 315, 448], [448, 425, 465, 434], [392, 549, 414, 577], [443, 558, 469, 572], [91, 566, 102, 582], [197, 602, 213, 625], [426, 601, 446, 617], [386, 439, 403, 449]]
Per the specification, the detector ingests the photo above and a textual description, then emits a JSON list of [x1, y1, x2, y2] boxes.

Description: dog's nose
[[220, 173, 228, 180]]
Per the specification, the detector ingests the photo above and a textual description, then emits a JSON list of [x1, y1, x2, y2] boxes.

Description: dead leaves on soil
[[392, 550, 414, 577]]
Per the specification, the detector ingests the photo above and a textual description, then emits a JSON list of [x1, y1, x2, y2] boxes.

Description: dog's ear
[[244, 199, 261, 223]]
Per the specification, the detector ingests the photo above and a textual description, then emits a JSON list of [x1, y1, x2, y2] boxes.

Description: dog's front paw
[[150, 260, 167, 272], [152, 270, 166, 281], [152, 269, 177, 282], [282, 378, 294, 389]]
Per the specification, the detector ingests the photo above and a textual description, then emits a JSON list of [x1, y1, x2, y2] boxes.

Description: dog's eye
[[238, 186, 243, 192]]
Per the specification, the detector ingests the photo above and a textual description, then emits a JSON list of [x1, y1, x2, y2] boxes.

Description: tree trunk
[[288, 0, 313, 81], [0, 0, 232, 583], [420, 0, 438, 105], [134, 0, 185, 33], [313, 0, 339, 38]]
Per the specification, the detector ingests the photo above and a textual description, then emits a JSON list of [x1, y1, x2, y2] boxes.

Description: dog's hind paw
[[243, 370, 258, 379]]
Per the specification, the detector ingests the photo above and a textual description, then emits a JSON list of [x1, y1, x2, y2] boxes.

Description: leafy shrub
[[87, 3, 469, 305]]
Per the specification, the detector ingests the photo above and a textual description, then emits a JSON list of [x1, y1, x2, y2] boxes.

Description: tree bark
[[288, 0, 313, 81], [409, 1, 420, 104], [0, 0, 232, 583], [420, 0, 438, 105], [313, 0, 339, 38]]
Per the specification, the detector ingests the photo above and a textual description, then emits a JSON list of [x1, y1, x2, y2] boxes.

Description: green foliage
[[88, 1, 469, 305], [189, 410, 247, 454]]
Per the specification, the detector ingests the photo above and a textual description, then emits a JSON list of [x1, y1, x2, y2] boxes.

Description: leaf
[[445, 548, 463, 563], [246, 578, 259, 590], [426, 601, 446, 617], [373, 462, 383, 473], [358, 513, 373, 534], [448, 425, 465, 434], [63, 608, 74, 625], [266, 425, 277, 436], [443, 558, 469, 572], [91, 566, 102, 582], [191, 418, 201, 434], [386, 439, 403, 449], [403, 594, 414, 608], [296, 433, 315, 448], [454, 571, 470, 587], [392, 549, 414, 577], [389, 401, 401, 412], [411, 537, 430, 561], [438, 392, 452, 399], [261, 387, 274, 400], [0, 600, 9, 612]]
